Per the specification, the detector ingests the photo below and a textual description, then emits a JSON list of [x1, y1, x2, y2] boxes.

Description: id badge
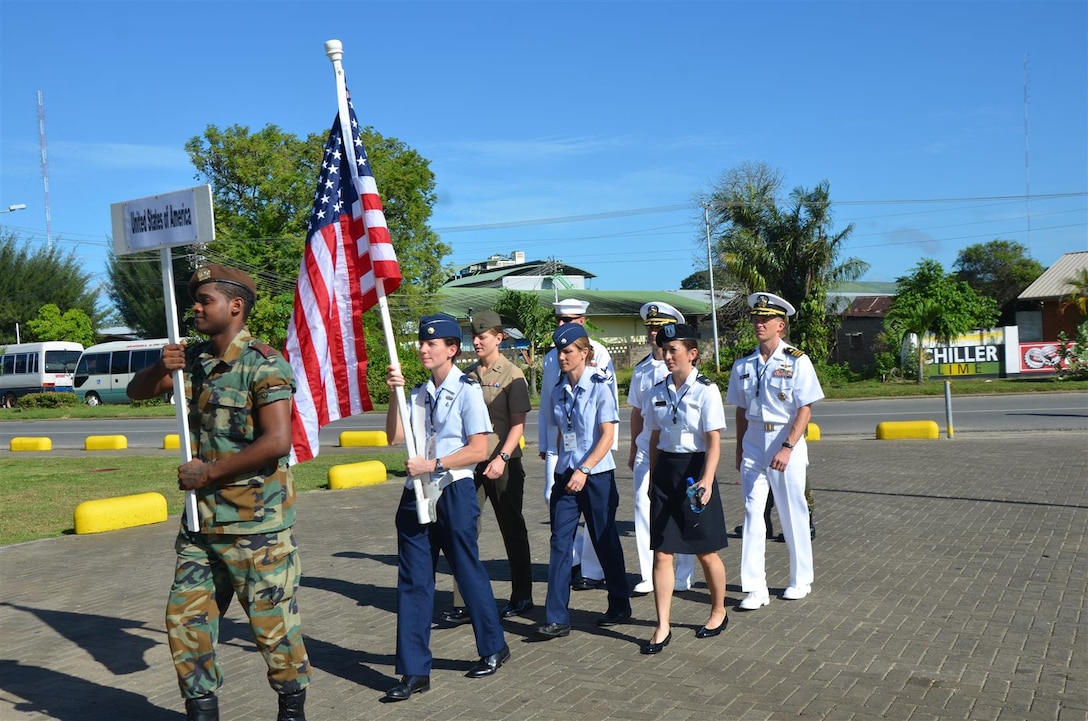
[[562, 431, 577, 449], [426, 436, 436, 460]]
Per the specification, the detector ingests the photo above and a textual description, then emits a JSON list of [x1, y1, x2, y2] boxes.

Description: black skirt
[[649, 451, 728, 555]]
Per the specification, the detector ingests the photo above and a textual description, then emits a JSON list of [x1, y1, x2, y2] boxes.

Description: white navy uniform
[[539, 340, 615, 580], [725, 341, 823, 596], [643, 368, 729, 552], [629, 352, 695, 586]]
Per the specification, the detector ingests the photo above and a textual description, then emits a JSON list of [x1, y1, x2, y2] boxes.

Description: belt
[[762, 423, 781, 431]]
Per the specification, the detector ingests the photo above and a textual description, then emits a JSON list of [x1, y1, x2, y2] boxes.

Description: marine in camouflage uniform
[[128, 264, 309, 721]]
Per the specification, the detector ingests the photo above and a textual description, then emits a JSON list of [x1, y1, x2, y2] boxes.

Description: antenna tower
[[1023, 54, 1031, 251], [37, 90, 53, 251]]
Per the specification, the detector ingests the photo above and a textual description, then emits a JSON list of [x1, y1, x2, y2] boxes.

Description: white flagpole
[[324, 40, 433, 524], [160, 248, 199, 532]]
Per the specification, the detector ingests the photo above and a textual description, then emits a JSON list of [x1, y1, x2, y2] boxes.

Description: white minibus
[[73, 338, 171, 405], [0, 341, 85, 408]]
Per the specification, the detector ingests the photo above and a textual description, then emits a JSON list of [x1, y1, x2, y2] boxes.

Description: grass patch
[[0, 451, 407, 546], [822, 377, 1088, 399]]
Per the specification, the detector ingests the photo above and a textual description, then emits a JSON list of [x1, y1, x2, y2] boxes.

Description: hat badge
[[196, 267, 211, 282], [757, 295, 769, 308], [426, 326, 435, 335], [647, 305, 659, 318], [663, 325, 676, 338]]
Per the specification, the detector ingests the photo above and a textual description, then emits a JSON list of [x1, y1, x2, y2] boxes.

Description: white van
[[73, 338, 171, 405], [0, 341, 85, 408]]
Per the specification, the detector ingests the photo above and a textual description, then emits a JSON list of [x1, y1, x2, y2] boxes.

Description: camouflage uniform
[[166, 329, 310, 699]]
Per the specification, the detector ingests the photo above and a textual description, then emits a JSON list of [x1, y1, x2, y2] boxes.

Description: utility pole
[[37, 90, 52, 251], [704, 203, 720, 372]]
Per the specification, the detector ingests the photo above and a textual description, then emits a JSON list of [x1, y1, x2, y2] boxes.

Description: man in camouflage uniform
[[128, 264, 310, 721]]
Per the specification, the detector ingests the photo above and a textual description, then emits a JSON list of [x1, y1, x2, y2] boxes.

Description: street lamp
[[1, 203, 27, 214]]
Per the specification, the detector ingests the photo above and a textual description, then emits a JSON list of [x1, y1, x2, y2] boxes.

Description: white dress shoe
[[674, 578, 692, 591], [633, 579, 654, 595], [739, 591, 770, 610], [781, 584, 811, 600]]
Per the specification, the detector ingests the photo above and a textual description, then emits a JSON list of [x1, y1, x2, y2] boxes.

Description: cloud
[[884, 227, 942, 255], [49, 140, 192, 171]]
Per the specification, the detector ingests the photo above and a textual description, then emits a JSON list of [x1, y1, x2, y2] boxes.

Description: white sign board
[[110, 185, 215, 255]]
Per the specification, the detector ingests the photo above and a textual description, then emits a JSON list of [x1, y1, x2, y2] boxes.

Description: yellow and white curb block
[[328, 460, 388, 490], [163, 434, 181, 450], [74, 492, 168, 534], [10, 436, 52, 451], [875, 420, 940, 440], [805, 423, 821, 441]]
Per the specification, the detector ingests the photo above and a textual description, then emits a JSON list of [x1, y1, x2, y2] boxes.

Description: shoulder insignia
[[590, 368, 612, 383], [696, 374, 713, 385], [249, 340, 277, 359], [787, 348, 805, 358], [653, 378, 667, 387], [636, 353, 652, 366], [460, 375, 478, 385]]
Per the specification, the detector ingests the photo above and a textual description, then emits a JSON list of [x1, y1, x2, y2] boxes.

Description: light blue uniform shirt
[[551, 368, 619, 474], [406, 365, 493, 489]]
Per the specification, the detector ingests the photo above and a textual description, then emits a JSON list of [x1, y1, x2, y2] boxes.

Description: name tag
[[562, 431, 577, 449]]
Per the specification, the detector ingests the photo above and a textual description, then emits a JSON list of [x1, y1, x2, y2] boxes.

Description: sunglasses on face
[[556, 316, 582, 324]]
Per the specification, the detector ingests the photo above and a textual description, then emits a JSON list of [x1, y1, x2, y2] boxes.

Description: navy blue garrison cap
[[552, 323, 588, 348], [418, 313, 461, 340]]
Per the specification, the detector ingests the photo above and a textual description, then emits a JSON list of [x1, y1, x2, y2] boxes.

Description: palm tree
[[1059, 267, 1088, 317], [704, 164, 867, 362]]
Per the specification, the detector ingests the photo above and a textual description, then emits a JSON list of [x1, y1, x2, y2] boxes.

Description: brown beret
[[188, 264, 257, 301], [470, 310, 504, 335]]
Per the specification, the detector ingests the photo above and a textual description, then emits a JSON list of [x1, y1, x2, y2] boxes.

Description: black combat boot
[[185, 694, 219, 721], [276, 688, 307, 721]]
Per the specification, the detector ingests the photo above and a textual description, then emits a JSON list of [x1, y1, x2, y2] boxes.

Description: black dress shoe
[[775, 532, 786, 543], [572, 577, 606, 591], [465, 644, 511, 677], [640, 631, 672, 655], [596, 607, 632, 627], [441, 607, 472, 626], [533, 622, 571, 640], [695, 615, 729, 639], [500, 599, 534, 618], [385, 675, 430, 701]]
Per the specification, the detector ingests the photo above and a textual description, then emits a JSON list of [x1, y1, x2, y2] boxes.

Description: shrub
[[813, 362, 861, 388], [18, 392, 78, 409]]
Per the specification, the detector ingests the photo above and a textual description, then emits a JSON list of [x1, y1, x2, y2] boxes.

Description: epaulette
[[460, 375, 478, 385], [635, 353, 652, 366], [653, 378, 667, 387], [249, 340, 277, 359], [787, 348, 806, 358], [696, 374, 713, 385], [590, 368, 613, 384]]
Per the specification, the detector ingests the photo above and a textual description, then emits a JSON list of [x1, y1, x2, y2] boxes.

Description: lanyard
[[755, 357, 772, 398], [563, 382, 581, 431], [666, 380, 692, 424]]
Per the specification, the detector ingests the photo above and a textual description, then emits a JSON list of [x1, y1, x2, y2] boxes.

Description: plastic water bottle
[[686, 477, 705, 513]]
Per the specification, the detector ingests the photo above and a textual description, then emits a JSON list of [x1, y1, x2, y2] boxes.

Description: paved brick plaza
[[1, 431, 1086, 720]]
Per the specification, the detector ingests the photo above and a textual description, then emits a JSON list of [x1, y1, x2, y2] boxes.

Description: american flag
[[285, 96, 402, 463]]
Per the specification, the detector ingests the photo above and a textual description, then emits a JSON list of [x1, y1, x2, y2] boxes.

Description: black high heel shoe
[[695, 615, 729, 639], [640, 631, 672, 655]]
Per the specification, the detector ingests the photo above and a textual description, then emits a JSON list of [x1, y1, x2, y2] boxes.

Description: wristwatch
[[578, 465, 592, 475], [781, 441, 795, 450], [434, 457, 445, 472], [499, 452, 510, 462]]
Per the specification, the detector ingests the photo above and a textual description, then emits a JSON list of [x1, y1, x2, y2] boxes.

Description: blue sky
[[1, 0, 1085, 310]]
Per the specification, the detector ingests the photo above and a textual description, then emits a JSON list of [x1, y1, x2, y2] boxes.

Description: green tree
[[884, 259, 999, 383], [700, 162, 868, 363], [24, 304, 95, 346], [492, 289, 555, 396], [0, 230, 101, 344], [105, 250, 192, 338], [182, 122, 449, 339], [953, 240, 1043, 323], [1059, 267, 1088, 318]]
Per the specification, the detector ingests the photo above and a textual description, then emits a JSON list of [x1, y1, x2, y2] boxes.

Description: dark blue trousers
[[544, 468, 631, 625], [394, 478, 505, 676]]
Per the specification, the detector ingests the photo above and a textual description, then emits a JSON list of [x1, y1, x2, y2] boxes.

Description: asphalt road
[[1, 392, 1085, 451]]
